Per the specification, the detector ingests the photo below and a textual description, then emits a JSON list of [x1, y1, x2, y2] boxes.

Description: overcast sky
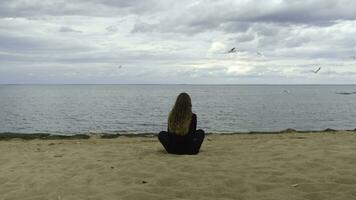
[[1, 0, 356, 84]]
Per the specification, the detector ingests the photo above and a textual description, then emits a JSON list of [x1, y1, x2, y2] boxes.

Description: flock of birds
[[117, 47, 351, 75], [116, 47, 355, 95], [225, 47, 356, 96], [226, 47, 325, 74]]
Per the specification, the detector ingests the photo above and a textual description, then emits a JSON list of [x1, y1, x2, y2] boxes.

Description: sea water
[[0, 85, 356, 135]]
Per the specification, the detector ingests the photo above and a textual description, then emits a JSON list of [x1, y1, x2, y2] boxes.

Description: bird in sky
[[227, 48, 237, 54], [312, 67, 321, 74], [350, 56, 356, 60], [256, 51, 263, 56], [118, 65, 122, 69], [281, 90, 290, 94]]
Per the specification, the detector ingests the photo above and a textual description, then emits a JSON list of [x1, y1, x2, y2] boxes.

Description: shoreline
[[1, 128, 355, 140]]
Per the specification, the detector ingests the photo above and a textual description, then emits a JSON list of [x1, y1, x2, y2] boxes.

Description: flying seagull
[[118, 65, 122, 69], [350, 56, 356, 60], [281, 90, 290, 94], [256, 51, 263, 56], [312, 67, 321, 74], [227, 48, 237, 54]]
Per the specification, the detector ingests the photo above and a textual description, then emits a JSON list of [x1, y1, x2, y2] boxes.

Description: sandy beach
[[1, 132, 356, 200]]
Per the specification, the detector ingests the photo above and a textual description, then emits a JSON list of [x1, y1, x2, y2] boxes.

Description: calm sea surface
[[1, 85, 356, 135]]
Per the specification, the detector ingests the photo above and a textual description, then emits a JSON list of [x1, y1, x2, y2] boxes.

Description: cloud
[[131, 21, 156, 33], [208, 41, 226, 54], [226, 65, 255, 76], [127, 0, 356, 35], [58, 26, 82, 33], [106, 25, 118, 33], [0, 0, 168, 18], [1, 0, 356, 84]]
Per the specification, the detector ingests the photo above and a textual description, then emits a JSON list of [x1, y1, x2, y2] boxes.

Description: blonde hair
[[168, 93, 192, 136]]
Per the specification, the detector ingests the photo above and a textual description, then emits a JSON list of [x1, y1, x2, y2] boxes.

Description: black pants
[[158, 129, 205, 155]]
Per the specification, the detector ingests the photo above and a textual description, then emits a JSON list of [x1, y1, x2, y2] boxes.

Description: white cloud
[[1, 0, 356, 84], [208, 41, 227, 54], [227, 65, 255, 76]]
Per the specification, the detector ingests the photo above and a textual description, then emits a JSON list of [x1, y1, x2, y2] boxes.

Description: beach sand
[[1, 132, 356, 200]]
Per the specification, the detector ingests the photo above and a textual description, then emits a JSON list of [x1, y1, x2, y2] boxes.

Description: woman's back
[[158, 93, 205, 155]]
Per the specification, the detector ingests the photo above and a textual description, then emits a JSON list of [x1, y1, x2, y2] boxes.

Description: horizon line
[[1, 83, 356, 86]]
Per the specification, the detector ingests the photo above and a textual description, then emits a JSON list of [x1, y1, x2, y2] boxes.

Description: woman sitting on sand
[[158, 92, 205, 155]]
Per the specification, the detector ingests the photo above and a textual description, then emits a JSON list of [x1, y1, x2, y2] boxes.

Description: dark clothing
[[158, 113, 205, 155], [159, 130, 205, 155]]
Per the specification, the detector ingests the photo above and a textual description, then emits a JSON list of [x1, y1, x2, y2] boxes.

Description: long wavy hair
[[168, 92, 192, 136]]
